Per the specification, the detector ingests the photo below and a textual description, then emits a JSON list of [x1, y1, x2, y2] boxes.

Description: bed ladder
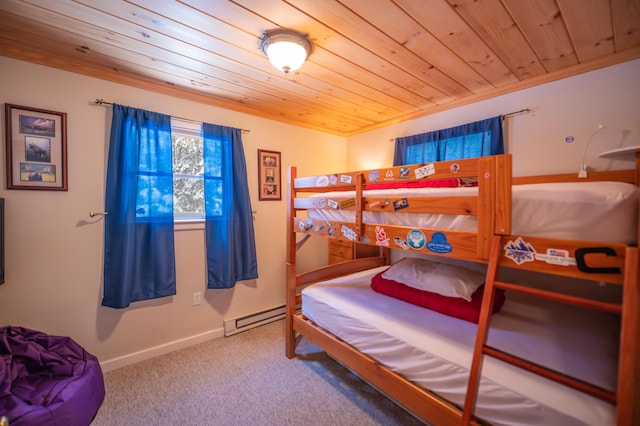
[[461, 234, 638, 425]]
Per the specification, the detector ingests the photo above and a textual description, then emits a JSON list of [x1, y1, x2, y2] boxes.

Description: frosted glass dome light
[[261, 29, 312, 74]]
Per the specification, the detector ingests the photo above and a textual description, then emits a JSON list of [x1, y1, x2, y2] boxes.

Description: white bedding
[[301, 266, 618, 426], [306, 181, 639, 244]]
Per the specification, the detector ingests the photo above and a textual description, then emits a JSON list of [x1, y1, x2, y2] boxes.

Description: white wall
[[347, 58, 640, 176], [0, 56, 344, 369]]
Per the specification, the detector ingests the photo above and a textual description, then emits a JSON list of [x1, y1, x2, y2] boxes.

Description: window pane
[[207, 179, 223, 216], [173, 134, 203, 175], [171, 118, 205, 220], [174, 176, 204, 217], [136, 174, 174, 218]]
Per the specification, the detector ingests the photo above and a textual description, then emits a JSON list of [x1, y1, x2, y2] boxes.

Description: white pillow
[[381, 257, 485, 301]]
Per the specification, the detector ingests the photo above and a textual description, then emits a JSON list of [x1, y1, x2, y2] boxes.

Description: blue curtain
[[203, 123, 258, 289], [102, 104, 176, 309], [393, 116, 503, 166]]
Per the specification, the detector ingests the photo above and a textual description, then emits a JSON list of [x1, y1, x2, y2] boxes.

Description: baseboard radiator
[[223, 305, 286, 337]]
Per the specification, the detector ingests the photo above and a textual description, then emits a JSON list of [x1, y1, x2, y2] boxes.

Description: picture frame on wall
[[258, 149, 281, 201], [5, 103, 68, 191]]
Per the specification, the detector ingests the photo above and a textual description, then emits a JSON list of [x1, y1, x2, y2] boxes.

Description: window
[[104, 104, 257, 307], [171, 118, 205, 221], [393, 116, 503, 166]]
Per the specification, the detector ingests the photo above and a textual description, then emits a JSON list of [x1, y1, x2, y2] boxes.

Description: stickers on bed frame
[[414, 164, 436, 179], [503, 237, 622, 274], [296, 219, 623, 275], [341, 225, 357, 241], [375, 226, 389, 246], [504, 236, 581, 266], [503, 237, 536, 265], [393, 236, 410, 250], [426, 232, 453, 254], [535, 248, 576, 266], [313, 162, 441, 188], [407, 229, 426, 250]]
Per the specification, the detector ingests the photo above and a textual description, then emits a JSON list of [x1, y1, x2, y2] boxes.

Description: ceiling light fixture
[[260, 29, 312, 74]]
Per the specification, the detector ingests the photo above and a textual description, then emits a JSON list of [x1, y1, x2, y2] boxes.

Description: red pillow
[[364, 177, 478, 190], [370, 270, 505, 323]]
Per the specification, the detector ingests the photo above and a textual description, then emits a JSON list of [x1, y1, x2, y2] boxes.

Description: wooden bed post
[[493, 154, 512, 235], [285, 166, 297, 359], [355, 172, 364, 241], [476, 157, 496, 259], [617, 246, 639, 425]]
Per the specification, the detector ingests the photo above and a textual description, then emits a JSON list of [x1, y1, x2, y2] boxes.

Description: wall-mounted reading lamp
[[578, 124, 606, 178]]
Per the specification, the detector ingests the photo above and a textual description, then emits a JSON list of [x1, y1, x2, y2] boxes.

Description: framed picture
[[5, 104, 68, 191], [258, 149, 281, 201]]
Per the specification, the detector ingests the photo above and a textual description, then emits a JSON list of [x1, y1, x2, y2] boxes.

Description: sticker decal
[[369, 200, 381, 208], [298, 219, 313, 231], [369, 170, 380, 183], [340, 198, 355, 209], [316, 197, 327, 208], [504, 237, 536, 265], [399, 167, 411, 179], [341, 225, 357, 241], [385, 169, 394, 179], [414, 164, 435, 179], [375, 226, 390, 246], [450, 163, 460, 173], [316, 176, 329, 187], [427, 232, 452, 254], [407, 229, 426, 250], [327, 199, 339, 209], [393, 198, 409, 211], [340, 174, 352, 184], [535, 248, 577, 266], [393, 236, 410, 250], [329, 174, 338, 185]]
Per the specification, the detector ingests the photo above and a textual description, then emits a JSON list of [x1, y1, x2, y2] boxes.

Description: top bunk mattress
[[301, 266, 618, 426], [306, 181, 639, 244]]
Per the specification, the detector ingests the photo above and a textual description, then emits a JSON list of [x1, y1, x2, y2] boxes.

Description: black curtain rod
[[389, 109, 532, 141], [502, 108, 531, 119], [93, 99, 251, 134]]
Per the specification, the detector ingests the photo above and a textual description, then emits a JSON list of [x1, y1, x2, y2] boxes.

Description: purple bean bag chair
[[0, 326, 105, 425]]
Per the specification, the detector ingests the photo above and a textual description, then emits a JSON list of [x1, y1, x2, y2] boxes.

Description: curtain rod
[[93, 99, 251, 134], [502, 108, 531, 119], [388, 108, 532, 141]]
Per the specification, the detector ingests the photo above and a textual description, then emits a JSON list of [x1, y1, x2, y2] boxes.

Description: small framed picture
[[258, 149, 281, 201], [5, 104, 68, 190]]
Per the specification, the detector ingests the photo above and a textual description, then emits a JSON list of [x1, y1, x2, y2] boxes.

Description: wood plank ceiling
[[0, 0, 639, 136]]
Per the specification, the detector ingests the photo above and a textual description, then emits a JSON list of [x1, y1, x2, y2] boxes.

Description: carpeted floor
[[91, 319, 425, 425]]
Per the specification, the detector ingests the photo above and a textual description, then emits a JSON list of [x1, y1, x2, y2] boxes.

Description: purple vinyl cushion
[[0, 326, 105, 425]]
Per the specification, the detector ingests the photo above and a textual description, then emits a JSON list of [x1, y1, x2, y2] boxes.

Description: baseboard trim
[[100, 327, 224, 372]]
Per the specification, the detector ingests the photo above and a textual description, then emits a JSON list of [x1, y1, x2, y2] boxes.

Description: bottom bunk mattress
[[301, 266, 617, 426]]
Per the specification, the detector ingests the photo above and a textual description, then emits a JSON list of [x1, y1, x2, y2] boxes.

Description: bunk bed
[[285, 154, 639, 425]]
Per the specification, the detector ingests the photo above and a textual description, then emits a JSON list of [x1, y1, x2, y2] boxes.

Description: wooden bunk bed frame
[[285, 154, 639, 425]]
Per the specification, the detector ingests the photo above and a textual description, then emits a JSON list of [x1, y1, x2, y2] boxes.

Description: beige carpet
[[91, 319, 425, 425]]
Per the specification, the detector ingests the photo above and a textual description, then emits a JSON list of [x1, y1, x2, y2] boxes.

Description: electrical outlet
[[192, 292, 201, 306]]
